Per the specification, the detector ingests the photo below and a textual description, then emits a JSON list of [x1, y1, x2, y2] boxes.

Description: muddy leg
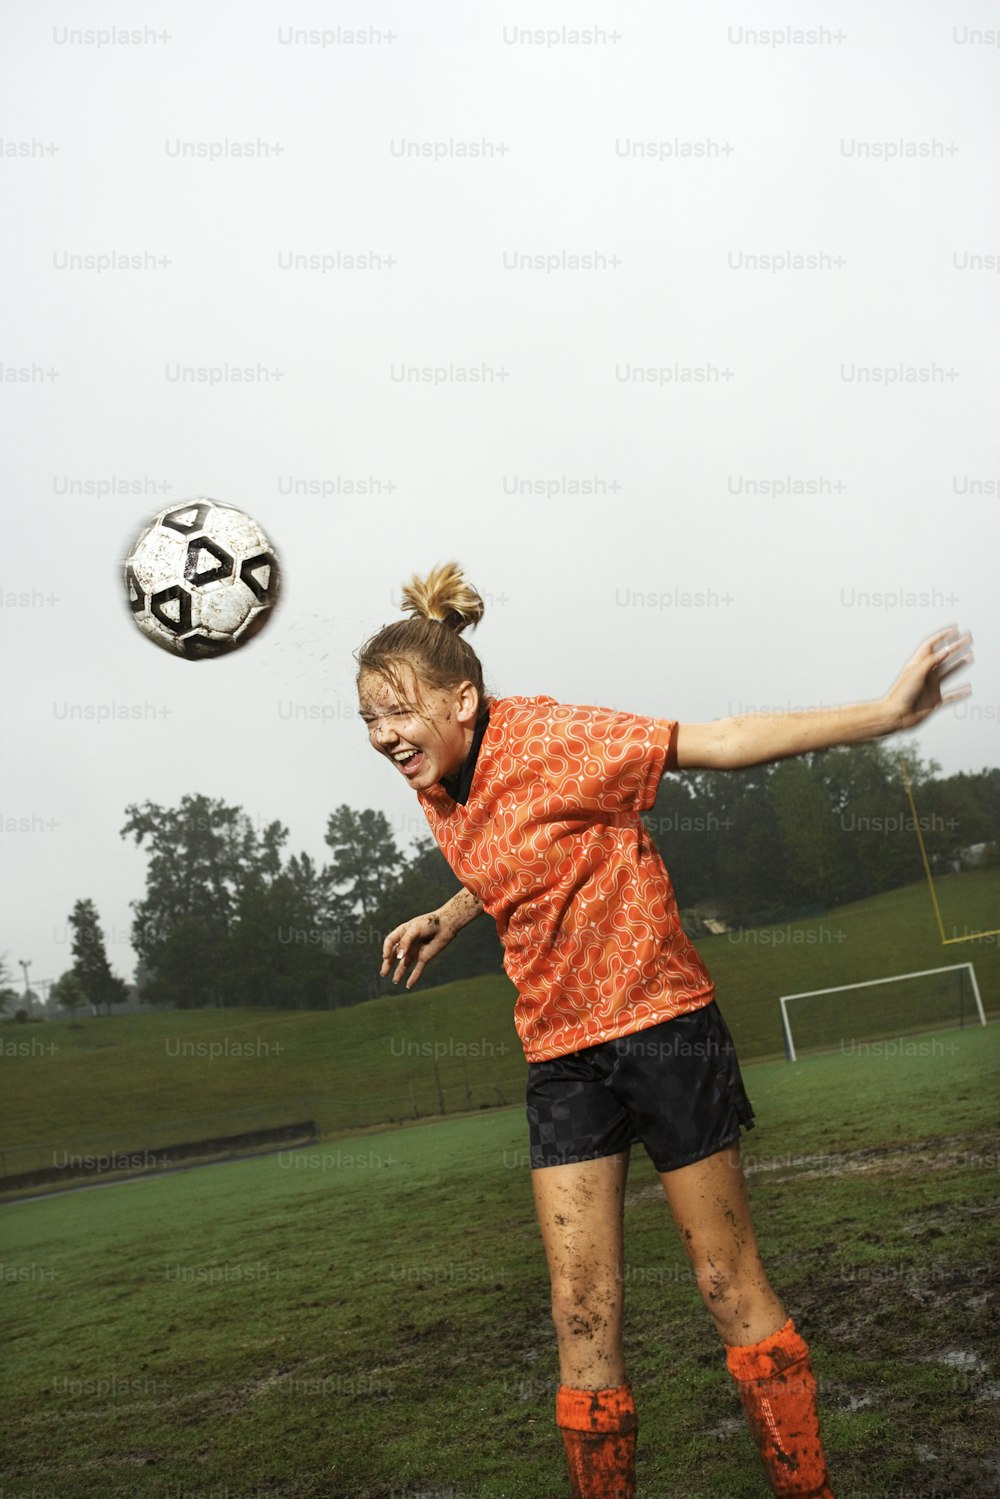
[[532, 1151, 637, 1498], [659, 1144, 833, 1497]]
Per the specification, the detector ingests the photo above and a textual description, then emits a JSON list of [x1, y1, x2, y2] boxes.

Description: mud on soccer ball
[[123, 498, 281, 659]]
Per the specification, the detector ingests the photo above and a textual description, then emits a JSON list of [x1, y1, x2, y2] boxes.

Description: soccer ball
[[123, 498, 281, 659]]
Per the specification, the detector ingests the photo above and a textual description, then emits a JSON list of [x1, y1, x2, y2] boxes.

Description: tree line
[[38, 742, 999, 1014], [653, 743, 998, 930]]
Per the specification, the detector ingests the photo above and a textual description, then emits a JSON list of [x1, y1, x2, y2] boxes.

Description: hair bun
[[399, 561, 485, 634]]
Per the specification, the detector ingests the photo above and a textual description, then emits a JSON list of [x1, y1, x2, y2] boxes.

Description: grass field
[[2, 870, 997, 1182], [1, 1025, 998, 1498], [1, 870, 997, 1495]]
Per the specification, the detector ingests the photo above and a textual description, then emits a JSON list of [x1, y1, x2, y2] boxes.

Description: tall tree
[[323, 807, 408, 999], [120, 795, 286, 1007], [67, 900, 128, 1016], [323, 806, 406, 919]]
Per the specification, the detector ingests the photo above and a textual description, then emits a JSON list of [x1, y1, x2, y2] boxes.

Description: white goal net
[[779, 963, 986, 1062]]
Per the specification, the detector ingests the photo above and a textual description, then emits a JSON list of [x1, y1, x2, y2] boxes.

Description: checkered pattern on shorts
[[526, 1001, 755, 1172]]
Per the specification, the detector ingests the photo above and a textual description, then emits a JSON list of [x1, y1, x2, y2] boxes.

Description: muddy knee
[[693, 1258, 778, 1339], [549, 1278, 622, 1346]]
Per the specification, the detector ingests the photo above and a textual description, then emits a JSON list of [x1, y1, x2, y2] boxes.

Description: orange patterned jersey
[[417, 695, 716, 1062]]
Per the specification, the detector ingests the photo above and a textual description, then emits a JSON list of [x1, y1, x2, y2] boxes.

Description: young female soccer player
[[354, 562, 972, 1499]]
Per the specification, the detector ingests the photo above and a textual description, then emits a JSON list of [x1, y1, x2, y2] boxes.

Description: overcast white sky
[[1, 0, 997, 994]]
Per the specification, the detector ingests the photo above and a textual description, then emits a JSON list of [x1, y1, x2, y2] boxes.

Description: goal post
[[900, 757, 1000, 945], [779, 962, 986, 1063]]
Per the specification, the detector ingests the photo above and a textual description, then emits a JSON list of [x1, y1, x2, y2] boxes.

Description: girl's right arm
[[439, 887, 485, 930], [380, 888, 484, 990]]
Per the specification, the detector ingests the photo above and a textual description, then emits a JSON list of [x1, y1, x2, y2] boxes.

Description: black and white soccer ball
[[123, 498, 281, 659]]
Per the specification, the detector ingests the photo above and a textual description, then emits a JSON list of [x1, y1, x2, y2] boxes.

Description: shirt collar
[[439, 706, 490, 805]]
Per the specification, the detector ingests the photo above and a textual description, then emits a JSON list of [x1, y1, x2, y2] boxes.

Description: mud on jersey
[[417, 694, 716, 1062]]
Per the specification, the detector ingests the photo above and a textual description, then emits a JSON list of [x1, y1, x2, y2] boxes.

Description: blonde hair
[[354, 561, 494, 723]]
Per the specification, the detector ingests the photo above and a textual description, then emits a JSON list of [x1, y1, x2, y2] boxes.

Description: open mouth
[[394, 749, 425, 774]]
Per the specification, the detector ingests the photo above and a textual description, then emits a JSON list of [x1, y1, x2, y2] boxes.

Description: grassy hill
[[3, 869, 996, 1180]]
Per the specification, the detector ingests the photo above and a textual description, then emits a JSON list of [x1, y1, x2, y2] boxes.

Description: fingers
[[918, 627, 973, 692], [936, 639, 973, 675], [387, 942, 412, 984], [928, 626, 972, 661], [380, 947, 410, 985], [912, 626, 974, 717], [405, 958, 425, 990], [379, 926, 433, 987], [938, 653, 974, 683], [379, 914, 452, 988], [380, 929, 412, 983], [927, 623, 961, 651], [929, 632, 973, 694], [392, 943, 431, 989], [379, 930, 402, 977]]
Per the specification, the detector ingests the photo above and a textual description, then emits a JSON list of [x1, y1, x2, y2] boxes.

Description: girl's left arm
[[674, 625, 973, 772]]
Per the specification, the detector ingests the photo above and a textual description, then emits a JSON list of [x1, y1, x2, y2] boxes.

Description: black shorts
[[526, 1001, 755, 1173]]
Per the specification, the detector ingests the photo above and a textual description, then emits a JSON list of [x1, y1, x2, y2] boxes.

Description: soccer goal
[[779, 963, 986, 1062]]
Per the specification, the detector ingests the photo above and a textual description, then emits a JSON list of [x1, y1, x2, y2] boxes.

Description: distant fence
[[0, 1075, 526, 1182]]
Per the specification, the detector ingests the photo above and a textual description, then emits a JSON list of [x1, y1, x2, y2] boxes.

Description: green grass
[[1, 1025, 997, 1497], [2, 870, 997, 1181]]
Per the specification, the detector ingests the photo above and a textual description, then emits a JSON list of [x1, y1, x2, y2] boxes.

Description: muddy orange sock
[[725, 1318, 833, 1497], [556, 1383, 637, 1499]]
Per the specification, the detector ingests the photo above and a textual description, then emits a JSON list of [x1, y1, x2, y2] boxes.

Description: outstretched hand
[[882, 626, 973, 732]]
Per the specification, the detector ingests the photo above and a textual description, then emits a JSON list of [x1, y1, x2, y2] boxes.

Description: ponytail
[[354, 561, 494, 721]]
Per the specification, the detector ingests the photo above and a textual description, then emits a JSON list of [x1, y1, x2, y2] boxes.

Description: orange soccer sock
[[555, 1382, 638, 1499], [725, 1317, 834, 1497]]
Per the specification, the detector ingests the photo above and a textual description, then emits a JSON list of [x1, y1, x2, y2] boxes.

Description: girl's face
[[358, 666, 479, 791]]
